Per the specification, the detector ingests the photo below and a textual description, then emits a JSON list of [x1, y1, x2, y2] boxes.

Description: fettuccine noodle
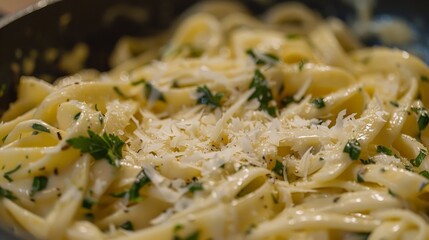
[[1, 2, 429, 240]]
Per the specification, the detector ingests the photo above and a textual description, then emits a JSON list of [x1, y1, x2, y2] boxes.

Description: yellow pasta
[[1, 1, 429, 240]]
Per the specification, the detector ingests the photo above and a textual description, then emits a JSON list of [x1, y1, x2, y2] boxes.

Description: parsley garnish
[[131, 79, 146, 86], [120, 221, 134, 231], [411, 107, 429, 133], [420, 170, 429, 179], [0, 83, 6, 98], [82, 197, 95, 209], [113, 86, 125, 97], [32, 123, 50, 133], [110, 191, 127, 198], [2, 134, 7, 143], [31, 176, 48, 196], [343, 139, 361, 160], [421, 75, 429, 82], [3, 164, 21, 182], [389, 101, 399, 107], [357, 173, 365, 183], [376, 145, 394, 156], [272, 160, 284, 176], [128, 169, 151, 203], [74, 112, 81, 121], [280, 95, 303, 108], [66, 130, 125, 167], [298, 60, 306, 71], [360, 158, 375, 165], [286, 33, 300, 39], [248, 69, 276, 117], [0, 187, 16, 200], [196, 86, 223, 108], [188, 182, 204, 193], [145, 83, 166, 102], [311, 98, 325, 109], [245, 49, 279, 66], [411, 148, 427, 167]]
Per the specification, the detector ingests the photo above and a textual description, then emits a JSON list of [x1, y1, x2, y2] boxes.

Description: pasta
[[1, 1, 429, 240]]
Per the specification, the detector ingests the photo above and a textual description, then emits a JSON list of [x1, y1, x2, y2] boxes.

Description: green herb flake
[[420, 170, 429, 180], [343, 139, 361, 160], [82, 197, 95, 209], [245, 49, 279, 66], [31, 176, 48, 195], [298, 60, 306, 71], [184, 231, 200, 240], [66, 130, 125, 167], [272, 160, 284, 176], [188, 182, 204, 193], [248, 69, 276, 117], [1, 134, 7, 143], [0, 83, 6, 98], [376, 145, 394, 156], [286, 33, 300, 39], [145, 83, 166, 102], [74, 112, 81, 121], [113, 86, 125, 97], [131, 79, 146, 86], [388, 188, 397, 197], [421, 75, 429, 82], [360, 158, 375, 165], [0, 187, 16, 200], [128, 169, 151, 203], [174, 224, 183, 233], [389, 101, 399, 107], [271, 193, 279, 204], [280, 95, 303, 108], [311, 97, 325, 109], [3, 164, 21, 182], [411, 148, 427, 167], [411, 107, 429, 132], [196, 86, 223, 109], [120, 221, 134, 231], [32, 123, 50, 133], [171, 80, 180, 88], [357, 173, 365, 183]]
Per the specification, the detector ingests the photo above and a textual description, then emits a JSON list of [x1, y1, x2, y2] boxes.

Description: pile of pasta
[[1, 1, 429, 240]]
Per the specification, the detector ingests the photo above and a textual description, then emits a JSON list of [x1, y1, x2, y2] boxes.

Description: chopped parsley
[[31, 123, 50, 133], [128, 169, 151, 203], [145, 82, 166, 102], [411, 107, 429, 133], [248, 69, 276, 117], [272, 160, 284, 176], [31, 176, 48, 196], [73, 112, 81, 121], [421, 75, 429, 82], [298, 60, 306, 71], [356, 173, 365, 183], [66, 130, 125, 167], [113, 86, 125, 97], [110, 191, 127, 198], [0, 186, 16, 200], [0, 83, 6, 97], [376, 145, 394, 156], [188, 182, 204, 193], [411, 148, 427, 167], [196, 86, 223, 108], [286, 33, 300, 39], [120, 221, 134, 231], [360, 158, 375, 165], [343, 139, 361, 160], [420, 170, 429, 180], [3, 164, 21, 182], [280, 95, 303, 108], [82, 197, 95, 209], [131, 79, 146, 86], [389, 101, 399, 107], [311, 97, 325, 109], [2, 134, 7, 143], [245, 49, 279, 66]]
